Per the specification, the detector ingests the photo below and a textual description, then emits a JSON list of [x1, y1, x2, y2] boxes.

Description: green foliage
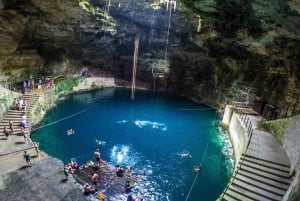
[[226, 80, 245, 102], [214, 0, 262, 37], [264, 119, 290, 143], [55, 78, 82, 95]]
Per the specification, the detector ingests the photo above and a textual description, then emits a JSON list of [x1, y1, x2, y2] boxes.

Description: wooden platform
[[74, 160, 140, 200]]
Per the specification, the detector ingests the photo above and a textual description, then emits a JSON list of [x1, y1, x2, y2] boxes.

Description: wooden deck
[[74, 160, 141, 200]]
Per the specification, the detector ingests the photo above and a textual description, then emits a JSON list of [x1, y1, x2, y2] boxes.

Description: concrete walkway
[[220, 114, 292, 201], [0, 90, 87, 200], [0, 91, 42, 187]]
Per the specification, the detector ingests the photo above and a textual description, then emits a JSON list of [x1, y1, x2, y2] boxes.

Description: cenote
[[31, 88, 233, 201]]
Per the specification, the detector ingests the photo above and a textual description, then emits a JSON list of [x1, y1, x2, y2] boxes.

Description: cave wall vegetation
[[0, 0, 300, 115]]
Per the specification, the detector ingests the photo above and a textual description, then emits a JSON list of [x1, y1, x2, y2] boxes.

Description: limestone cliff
[[0, 0, 300, 116]]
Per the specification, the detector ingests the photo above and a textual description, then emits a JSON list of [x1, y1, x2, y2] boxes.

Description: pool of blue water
[[31, 88, 233, 201]]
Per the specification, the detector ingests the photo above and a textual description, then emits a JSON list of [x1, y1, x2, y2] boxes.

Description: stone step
[[4, 113, 22, 118], [238, 170, 289, 190], [232, 179, 282, 201], [229, 185, 271, 201], [243, 154, 289, 168], [0, 124, 29, 129], [7, 110, 28, 114], [240, 160, 290, 178], [221, 194, 238, 201], [234, 174, 286, 196], [241, 156, 290, 173], [224, 188, 256, 201], [0, 129, 29, 135], [0, 121, 30, 125], [239, 166, 290, 185], [3, 116, 22, 120]]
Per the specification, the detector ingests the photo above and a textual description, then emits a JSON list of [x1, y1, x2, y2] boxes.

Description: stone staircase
[[220, 115, 292, 201], [0, 91, 44, 178]]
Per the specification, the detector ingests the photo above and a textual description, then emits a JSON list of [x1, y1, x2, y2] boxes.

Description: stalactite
[[164, 2, 172, 61], [131, 28, 141, 100], [197, 15, 203, 32]]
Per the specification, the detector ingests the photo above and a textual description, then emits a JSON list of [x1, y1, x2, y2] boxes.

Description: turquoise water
[[31, 88, 233, 201]]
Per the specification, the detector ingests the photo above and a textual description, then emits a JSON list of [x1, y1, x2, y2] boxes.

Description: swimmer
[[67, 129, 75, 135], [194, 165, 201, 173], [177, 152, 192, 158], [95, 139, 106, 146], [152, 124, 159, 129]]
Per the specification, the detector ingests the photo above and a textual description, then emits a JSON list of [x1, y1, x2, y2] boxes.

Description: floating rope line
[[31, 108, 89, 132], [184, 173, 200, 201], [200, 136, 210, 166], [184, 118, 213, 201], [184, 137, 210, 201]]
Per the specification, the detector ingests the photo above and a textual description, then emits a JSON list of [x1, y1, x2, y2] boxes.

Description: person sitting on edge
[[4, 126, 9, 139], [91, 172, 99, 186], [83, 183, 96, 195], [115, 165, 124, 177], [9, 120, 14, 133]]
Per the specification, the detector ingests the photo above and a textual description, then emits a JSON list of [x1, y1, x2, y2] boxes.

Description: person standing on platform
[[24, 151, 32, 166], [94, 149, 101, 167]]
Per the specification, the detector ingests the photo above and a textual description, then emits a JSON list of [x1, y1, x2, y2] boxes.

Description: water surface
[[31, 88, 233, 201]]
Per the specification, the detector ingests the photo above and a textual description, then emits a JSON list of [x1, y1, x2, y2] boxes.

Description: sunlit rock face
[[0, 9, 43, 78], [0, 0, 300, 115]]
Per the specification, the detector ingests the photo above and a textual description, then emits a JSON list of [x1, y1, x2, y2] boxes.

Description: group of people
[[83, 182, 105, 200], [3, 114, 27, 144], [80, 148, 105, 198], [13, 98, 27, 111], [19, 77, 53, 94], [64, 160, 79, 177]]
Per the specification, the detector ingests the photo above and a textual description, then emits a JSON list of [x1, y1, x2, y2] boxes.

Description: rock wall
[[29, 77, 115, 126], [0, 86, 20, 122], [1, 0, 300, 115], [73, 77, 115, 91]]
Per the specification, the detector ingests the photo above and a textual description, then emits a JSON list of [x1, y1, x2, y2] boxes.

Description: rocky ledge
[[0, 157, 88, 201]]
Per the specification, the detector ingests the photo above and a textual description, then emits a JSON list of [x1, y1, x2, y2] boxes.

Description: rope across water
[[31, 108, 89, 132]]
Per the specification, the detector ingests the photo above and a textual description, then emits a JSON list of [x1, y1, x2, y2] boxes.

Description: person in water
[[178, 152, 192, 158], [67, 129, 75, 135], [194, 165, 201, 173]]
